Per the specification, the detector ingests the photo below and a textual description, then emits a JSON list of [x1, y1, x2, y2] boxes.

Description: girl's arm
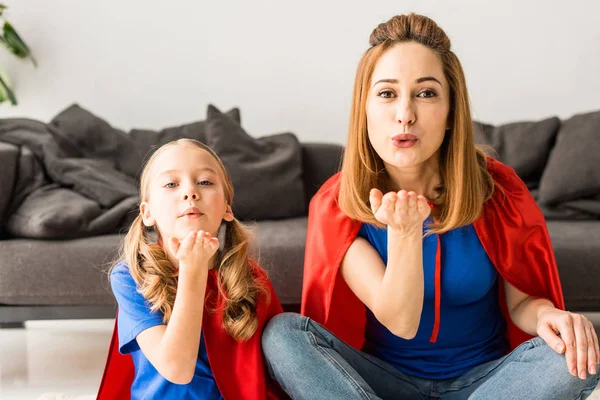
[[136, 267, 208, 384], [136, 230, 218, 384]]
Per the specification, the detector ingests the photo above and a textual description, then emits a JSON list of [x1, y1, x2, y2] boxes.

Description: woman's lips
[[392, 133, 418, 148]]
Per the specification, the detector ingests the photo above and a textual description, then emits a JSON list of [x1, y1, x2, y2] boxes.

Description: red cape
[[97, 261, 284, 400], [301, 157, 565, 352]]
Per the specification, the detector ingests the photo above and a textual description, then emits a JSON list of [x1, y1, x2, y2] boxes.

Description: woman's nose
[[395, 99, 416, 126]]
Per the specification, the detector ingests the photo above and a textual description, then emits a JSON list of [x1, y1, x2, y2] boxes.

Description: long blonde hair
[[339, 13, 494, 235], [115, 139, 266, 341]]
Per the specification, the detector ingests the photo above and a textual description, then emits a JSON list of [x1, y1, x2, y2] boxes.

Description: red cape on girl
[[97, 262, 284, 400], [301, 157, 565, 351]]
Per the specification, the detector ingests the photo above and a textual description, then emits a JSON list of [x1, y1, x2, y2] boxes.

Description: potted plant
[[0, 2, 36, 105]]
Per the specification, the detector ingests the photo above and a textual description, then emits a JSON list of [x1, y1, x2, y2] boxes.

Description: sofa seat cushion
[[546, 221, 600, 311], [0, 235, 121, 305], [0, 217, 309, 307], [251, 217, 307, 304]]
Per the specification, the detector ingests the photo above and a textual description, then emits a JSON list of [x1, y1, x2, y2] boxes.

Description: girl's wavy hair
[[339, 13, 494, 234], [114, 139, 267, 341]]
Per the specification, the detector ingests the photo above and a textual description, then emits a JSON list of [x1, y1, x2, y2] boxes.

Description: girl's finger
[[167, 237, 180, 256], [208, 237, 220, 251], [179, 231, 197, 254]]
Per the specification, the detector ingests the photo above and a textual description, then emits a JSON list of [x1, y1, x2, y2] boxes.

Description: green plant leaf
[[0, 4, 6, 17], [2, 22, 36, 66], [0, 71, 17, 105]]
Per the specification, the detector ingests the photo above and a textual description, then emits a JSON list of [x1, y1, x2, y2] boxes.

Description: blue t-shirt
[[358, 220, 508, 379], [110, 262, 223, 400]]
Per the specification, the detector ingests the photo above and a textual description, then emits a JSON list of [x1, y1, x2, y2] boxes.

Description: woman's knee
[[530, 338, 599, 395], [262, 312, 307, 358]]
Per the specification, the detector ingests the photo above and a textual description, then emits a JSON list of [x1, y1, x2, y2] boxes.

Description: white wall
[[1, 0, 599, 144]]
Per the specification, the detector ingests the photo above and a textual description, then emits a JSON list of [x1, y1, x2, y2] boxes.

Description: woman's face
[[366, 41, 451, 171]]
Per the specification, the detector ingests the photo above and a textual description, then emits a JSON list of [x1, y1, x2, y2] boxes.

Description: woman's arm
[[340, 230, 424, 339], [505, 280, 599, 379], [340, 189, 429, 339]]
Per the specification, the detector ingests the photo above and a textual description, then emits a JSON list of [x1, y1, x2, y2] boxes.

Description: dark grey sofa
[[1, 108, 599, 326]]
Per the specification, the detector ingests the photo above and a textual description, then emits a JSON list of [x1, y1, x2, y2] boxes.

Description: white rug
[[36, 395, 96, 400]]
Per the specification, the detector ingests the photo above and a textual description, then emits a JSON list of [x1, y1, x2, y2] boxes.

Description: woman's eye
[[417, 89, 437, 98], [378, 90, 396, 99], [164, 182, 177, 188], [198, 180, 213, 186]]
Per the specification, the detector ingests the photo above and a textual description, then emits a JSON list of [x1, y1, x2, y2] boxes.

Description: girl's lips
[[181, 213, 203, 219]]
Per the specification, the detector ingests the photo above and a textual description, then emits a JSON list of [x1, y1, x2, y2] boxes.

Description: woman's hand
[[168, 230, 220, 272], [369, 189, 431, 237], [537, 306, 600, 379]]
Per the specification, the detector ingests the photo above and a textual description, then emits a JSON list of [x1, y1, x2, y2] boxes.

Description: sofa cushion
[[473, 117, 560, 188], [50, 104, 145, 179], [128, 107, 241, 178], [250, 217, 307, 305], [538, 110, 600, 206], [205, 105, 306, 221], [546, 220, 600, 311], [0, 218, 308, 306], [0, 235, 122, 305]]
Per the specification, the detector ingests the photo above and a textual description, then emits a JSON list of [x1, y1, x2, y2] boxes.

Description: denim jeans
[[262, 313, 599, 400]]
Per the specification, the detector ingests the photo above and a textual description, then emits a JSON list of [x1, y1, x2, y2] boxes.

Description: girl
[[262, 13, 600, 399], [97, 139, 283, 399]]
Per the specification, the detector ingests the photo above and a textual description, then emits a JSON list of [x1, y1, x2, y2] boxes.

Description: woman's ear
[[223, 205, 234, 222], [140, 202, 156, 227]]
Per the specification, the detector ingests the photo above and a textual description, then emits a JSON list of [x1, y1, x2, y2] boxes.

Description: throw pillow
[[204, 104, 305, 220]]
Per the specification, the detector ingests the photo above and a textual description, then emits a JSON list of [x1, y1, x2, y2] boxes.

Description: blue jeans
[[262, 313, 599, 400]]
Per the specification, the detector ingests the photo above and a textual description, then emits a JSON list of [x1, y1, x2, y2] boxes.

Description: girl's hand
[[369, 189, 431, 237], [168, 230, 220, 272], [537, 307, 599, 379]]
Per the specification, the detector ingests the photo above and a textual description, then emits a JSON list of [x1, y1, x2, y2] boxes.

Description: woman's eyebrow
[[372, 76, 442, 87]]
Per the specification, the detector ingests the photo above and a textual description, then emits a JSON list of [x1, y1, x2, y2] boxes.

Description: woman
[[262, 13, 599, 400]]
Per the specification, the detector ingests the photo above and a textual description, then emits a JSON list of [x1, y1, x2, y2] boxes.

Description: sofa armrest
[[0, 142, 19, 238], [301, 142, 345, 208]]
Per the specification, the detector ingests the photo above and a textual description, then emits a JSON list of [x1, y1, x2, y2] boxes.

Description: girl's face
[[366, 41, 451, 171], [140, 145, 233, 241]]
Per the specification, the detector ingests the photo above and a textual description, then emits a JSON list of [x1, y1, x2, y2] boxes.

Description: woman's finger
[[396, 190, 408, 217], [416, 195, 430, 218], [592, 325, 600, 367], [586, 325, 598, 375], [537, 322, 565, 354], [407, 192, 417, 211], [558, 315, 578, 377], [573, 315, 589, 379], [369, 189, 383, 215]]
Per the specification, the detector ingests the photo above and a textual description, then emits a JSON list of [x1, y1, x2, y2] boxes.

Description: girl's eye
[[378, 90, 396, 99], [198, 180, 213, 186], [164, 182, 178, 188], [417, 89, 437, 98]]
